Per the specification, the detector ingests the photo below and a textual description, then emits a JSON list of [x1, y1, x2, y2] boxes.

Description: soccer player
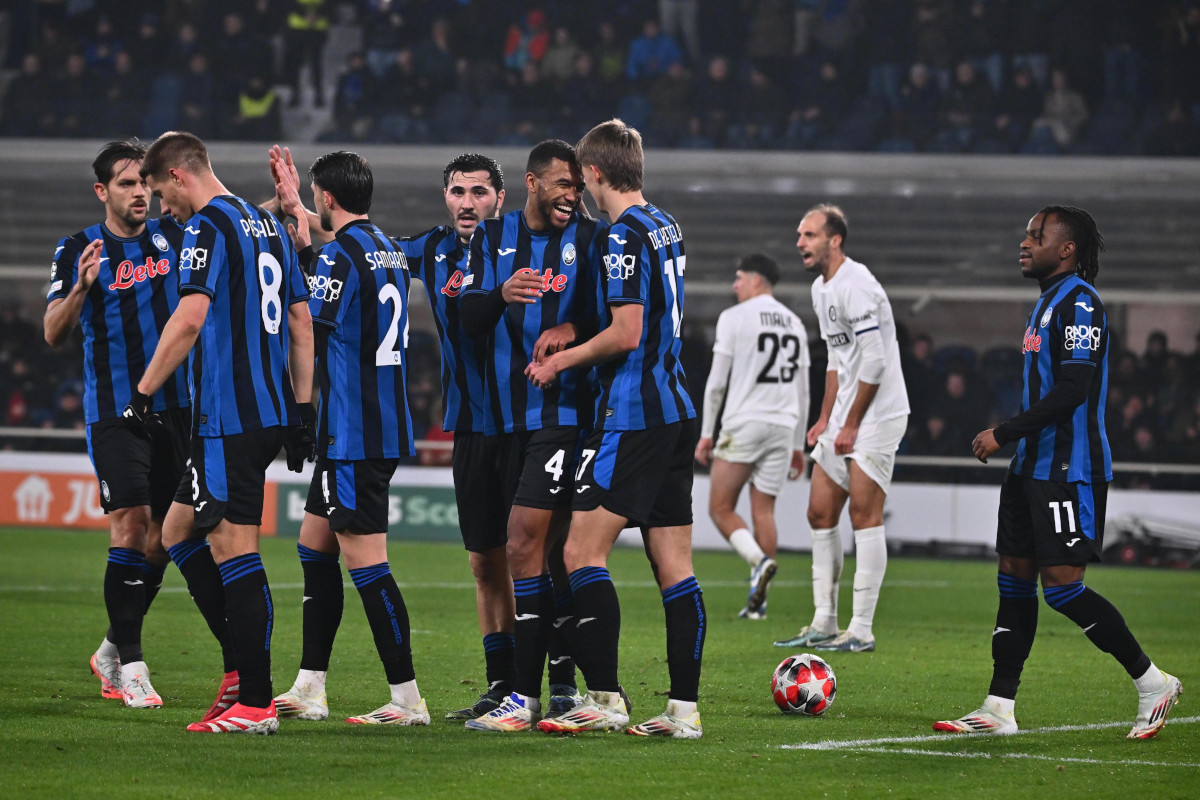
[[934, 206, 1181, 739], [529, 119, 706, 739], [43, 140, 190, 709], [267, 151, 429, 726], [774, 204, 909, 654], [132, 131, 314, 735], [266, 147, 520, 722], [458, 139, 606, 732], [695, 254, 810, 620]]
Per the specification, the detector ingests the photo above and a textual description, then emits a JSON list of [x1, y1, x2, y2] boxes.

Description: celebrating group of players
[[49, 120, 708, 738], [48, 117, 1181, 742]]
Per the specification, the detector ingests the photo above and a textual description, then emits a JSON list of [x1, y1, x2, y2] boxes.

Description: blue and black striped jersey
[[463, 210, 605, 433], [593, 204, 695, 431], [178, 196, 308, 437], [394, 225, 493, 435], [1011, 273, 1112, 482], [310, 220, 415, 461], [48, 218, 189, 424]]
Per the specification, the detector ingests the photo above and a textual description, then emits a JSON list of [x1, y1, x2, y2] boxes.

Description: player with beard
[[457, 139, 607, 732], [774, 204, 908, 655], [265, 149, 526, 722], [44, 139, 190, 709]]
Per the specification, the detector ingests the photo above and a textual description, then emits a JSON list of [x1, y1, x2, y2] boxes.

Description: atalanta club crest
[[562, 243, 576, 266], [152, 233, 169, 252], [1040, 307, 1053, 327]]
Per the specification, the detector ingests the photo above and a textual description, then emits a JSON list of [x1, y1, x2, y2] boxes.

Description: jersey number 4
[[756, 332, 801, 383]]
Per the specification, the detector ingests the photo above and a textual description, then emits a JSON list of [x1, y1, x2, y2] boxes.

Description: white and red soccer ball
[[772, 653, 836, 716]]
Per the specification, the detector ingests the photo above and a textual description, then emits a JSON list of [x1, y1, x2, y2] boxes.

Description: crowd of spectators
[[2, 1, 1200, 155], [896, 328, 1200, 489]]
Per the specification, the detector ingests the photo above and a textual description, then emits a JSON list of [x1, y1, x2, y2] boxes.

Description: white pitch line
[[785, 715, 1200, 754], [833, 746, 1200, 768]]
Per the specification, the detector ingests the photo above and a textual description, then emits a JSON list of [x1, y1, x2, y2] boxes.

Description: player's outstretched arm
[[270, 145, 328, 245], [44, 240, 101, 346], [287, 301, 315, 405]]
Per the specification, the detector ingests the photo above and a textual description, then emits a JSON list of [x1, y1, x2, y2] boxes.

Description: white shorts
[[811, 415, 907, 495], [713, 420, 793, 497]]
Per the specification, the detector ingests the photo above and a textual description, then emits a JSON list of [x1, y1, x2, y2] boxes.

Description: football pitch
[[1, 527, 1196, 799]]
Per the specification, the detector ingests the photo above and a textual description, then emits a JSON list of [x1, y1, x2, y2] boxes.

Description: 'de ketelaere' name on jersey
[[594, 204, 695, 432]]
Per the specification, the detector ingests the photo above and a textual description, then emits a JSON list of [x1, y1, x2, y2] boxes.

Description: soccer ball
[[771, 653, 836, 716]]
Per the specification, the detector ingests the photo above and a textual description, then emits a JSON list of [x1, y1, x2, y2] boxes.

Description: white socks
[[98, 637, 119, 660], [728, 528, 765, 567], [294, 668, 328, 697], [1134, 663, 1167, 695], [848, 525, 887, 641], [666, 699, 697, 719], [390, 678, 423, 708], [984, 694, 1015, 716], [810, 526, 842, 633]]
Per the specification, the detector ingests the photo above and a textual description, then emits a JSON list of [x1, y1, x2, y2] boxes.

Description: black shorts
[[87, 407, 190, 517], [176, 427, 285, 530], [573, 418, 698, 529], [996, 471, 1108, 566], [511, 425, 579, 510], [305, 457, 399, 534], [452, 431, 521, 552]]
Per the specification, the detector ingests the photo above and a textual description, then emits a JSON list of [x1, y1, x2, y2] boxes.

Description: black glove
[[121, 391, 160, 440], [284, 402, 317, 472]]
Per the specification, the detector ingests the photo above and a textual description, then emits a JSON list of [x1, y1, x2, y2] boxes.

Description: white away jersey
[[709, 294, 810, 432], [811, 257, 909, 429]]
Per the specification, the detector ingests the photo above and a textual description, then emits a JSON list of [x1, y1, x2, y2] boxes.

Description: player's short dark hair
[[737, 253, 781, 286], [806, 203, 848, 245], [309, 151, 373, 215], [93, 139, 147, 184], [443, 153, 504, 192], [1039, 204, 1104, 285], [140, 131, 211, 181], [526, 139, 578, 178], [575, 118, 644, 192]]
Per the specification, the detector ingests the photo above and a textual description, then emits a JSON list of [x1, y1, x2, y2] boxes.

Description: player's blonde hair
[[576, 118, 643, 192]]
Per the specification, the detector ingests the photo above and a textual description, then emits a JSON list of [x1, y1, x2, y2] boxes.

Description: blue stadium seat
[[615, 93, 652, 132]]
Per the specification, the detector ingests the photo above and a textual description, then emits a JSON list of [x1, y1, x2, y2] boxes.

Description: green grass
[[0, 528, 1196, 799]]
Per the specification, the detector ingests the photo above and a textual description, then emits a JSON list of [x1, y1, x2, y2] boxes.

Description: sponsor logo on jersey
[[185, 225, 201, 235], [515, 266, 568, 293], [1075, 301, 1094, 312], [310, 274, 343, 302], [562, 242, 576, 266], [440, 269, 470, 296], [152, 233, 170, 252], [1064, 324, 1102, 351], [180, 246, 208, 271], [109, 256, 172, 290], [49, 279, 63, 293], [828, 331, 850, 347], [1022, 326, 1041, 354], [609, 233, 627, 245], [498, 247, 516, 257], [1040, 307, 1053, 328], [604, 253, 637, 280]]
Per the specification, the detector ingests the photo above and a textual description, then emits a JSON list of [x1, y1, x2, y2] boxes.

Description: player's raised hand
[[533, 322, 577, 362], [502, 268, 543, 304], [76, 240, 104, 291]]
